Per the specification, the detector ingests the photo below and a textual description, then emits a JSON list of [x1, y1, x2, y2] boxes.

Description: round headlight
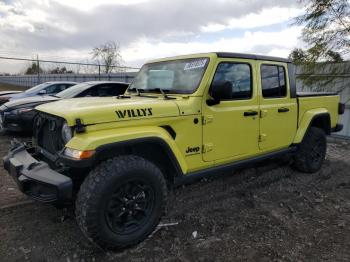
[[61, 122, 72, 144]]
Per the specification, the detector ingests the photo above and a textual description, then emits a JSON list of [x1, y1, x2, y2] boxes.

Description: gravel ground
[[0, 130, 350, 262], [0, 133, 30, 207]]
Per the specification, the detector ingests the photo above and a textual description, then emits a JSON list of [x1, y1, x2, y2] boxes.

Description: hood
[[5, 91, 46, 100], [6, 92, 30, 100], [36, 96, 181, 126], [0, 91, 23, 96], [3, 95, 58, 110]]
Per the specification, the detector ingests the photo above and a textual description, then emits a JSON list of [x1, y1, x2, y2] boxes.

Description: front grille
[[34, 112, 65, 154]]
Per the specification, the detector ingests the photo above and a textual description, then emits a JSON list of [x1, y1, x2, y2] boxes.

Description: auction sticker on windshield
[[184, 59, 207, 71]]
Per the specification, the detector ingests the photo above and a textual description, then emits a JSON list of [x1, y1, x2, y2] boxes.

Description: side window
[[111, 84, 128, 96], [44, 84, 58, 94], [261, 65, 286, 98], [96, 84, 118, 97], [45, 84, 70, 94], [60, 84, 73, 91], [77, 86, 99, 97], [212, 63, 252, 100]]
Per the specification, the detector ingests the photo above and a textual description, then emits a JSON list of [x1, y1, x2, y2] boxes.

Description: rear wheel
[[75, 155, 167, 249], [292, 127, 327, 173]]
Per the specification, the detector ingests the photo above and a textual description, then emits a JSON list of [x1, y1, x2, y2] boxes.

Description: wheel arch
[[293, 110, 331, 144], [309, 113, 331, 135], [94, 137, 184, 185]]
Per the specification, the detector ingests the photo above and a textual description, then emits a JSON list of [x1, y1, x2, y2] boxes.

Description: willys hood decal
[[36, 96, 180, 126]]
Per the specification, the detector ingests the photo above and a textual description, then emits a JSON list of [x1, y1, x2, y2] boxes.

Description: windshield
[[25, 82, 51, 94], [129, 58, 209, 94], [55, 83, 91, 98]]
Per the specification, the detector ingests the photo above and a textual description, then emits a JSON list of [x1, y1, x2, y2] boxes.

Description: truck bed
[[297, 93, 340, 129]]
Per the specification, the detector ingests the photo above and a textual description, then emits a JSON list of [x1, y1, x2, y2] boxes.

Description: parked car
[[0, 81, 77, 105], [0, 81, 129, 133], [3, 52, 344, 249], [0, 90, 22, 96]]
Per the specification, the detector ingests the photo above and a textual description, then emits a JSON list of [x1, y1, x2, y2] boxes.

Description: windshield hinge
[[75, 118, 86, 133], [202, 143, 214, 153], [202, 115, 213, 125]]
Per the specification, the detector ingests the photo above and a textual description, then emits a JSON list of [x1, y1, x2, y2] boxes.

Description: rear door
[[258, 62, 298, 151]]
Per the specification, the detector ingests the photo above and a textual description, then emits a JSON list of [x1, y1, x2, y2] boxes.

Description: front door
[[258, 62, 298, 151], [202, 59, 260, 162]]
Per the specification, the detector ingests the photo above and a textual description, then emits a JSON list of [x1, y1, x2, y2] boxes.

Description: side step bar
[[175, 147, 297, 186]]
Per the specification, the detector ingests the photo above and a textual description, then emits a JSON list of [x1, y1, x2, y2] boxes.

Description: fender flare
[[94, 136, 184, 177], [65, 126, 188, 175], [293, 109, 330, 144]]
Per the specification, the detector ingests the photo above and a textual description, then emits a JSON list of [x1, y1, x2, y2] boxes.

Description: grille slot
[[35, 113, 65, 154]]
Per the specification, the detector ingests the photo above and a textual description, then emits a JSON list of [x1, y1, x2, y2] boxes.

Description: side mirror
[[207, 81, 232, 106], [38, 90, 47, 95]]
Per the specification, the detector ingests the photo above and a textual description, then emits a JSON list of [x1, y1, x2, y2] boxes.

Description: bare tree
[[292, 0, 350, 62], [289, 1, 350, 93], [92, 41, 124, 74]]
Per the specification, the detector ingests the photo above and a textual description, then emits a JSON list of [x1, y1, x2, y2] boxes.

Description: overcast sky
[[0, 0, 304, 73]]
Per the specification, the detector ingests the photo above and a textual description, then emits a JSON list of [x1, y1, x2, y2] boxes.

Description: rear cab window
[[260, 64, 287, 98]]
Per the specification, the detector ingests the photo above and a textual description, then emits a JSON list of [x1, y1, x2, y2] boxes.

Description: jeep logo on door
[[185, 146, 200, 155], [116, 108, 153, 119]]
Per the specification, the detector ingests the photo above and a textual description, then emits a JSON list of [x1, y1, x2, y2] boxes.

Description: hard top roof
[[216, 52, 291, 63]]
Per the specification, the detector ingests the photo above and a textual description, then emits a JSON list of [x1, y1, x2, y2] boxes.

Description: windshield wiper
[[148, 88, 175, 100], [128, 88, 157, 98], [129, 87, 144, 96]]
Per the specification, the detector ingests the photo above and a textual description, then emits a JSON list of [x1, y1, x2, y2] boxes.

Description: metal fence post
[[98, 64, 101, 80], [37, 55, 40, 84]]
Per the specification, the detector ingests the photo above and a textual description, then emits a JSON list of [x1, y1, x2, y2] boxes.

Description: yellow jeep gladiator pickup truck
[[3, 52, 344, 249]]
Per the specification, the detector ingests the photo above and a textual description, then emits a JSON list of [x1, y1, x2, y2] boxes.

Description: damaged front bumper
[[3, 141, 72, 204]]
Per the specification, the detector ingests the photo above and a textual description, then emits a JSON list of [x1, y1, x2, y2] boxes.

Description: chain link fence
[[0, 56, 139, 87]]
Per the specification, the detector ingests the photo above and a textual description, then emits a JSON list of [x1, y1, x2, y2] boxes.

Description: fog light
[[64, 148, 95, 160]]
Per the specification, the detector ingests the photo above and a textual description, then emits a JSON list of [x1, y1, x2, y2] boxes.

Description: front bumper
[[3, 142, 72, 204]]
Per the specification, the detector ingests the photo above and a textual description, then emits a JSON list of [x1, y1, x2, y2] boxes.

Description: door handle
[[244, 110, 258, 117], [278, 107, 289, 113]]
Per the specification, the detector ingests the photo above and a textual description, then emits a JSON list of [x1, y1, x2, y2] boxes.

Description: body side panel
[[294, 95, 340, 143]]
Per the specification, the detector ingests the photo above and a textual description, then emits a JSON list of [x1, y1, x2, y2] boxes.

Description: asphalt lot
[[1, 84, 350, 261]]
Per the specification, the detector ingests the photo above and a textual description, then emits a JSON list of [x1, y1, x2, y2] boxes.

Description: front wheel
[[292, 127, 327, 173], [75, 155, 167, 249]]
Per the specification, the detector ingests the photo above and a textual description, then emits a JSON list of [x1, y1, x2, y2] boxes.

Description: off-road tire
[[75, 155, 167, 250], [292, 127, 327, 173]]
